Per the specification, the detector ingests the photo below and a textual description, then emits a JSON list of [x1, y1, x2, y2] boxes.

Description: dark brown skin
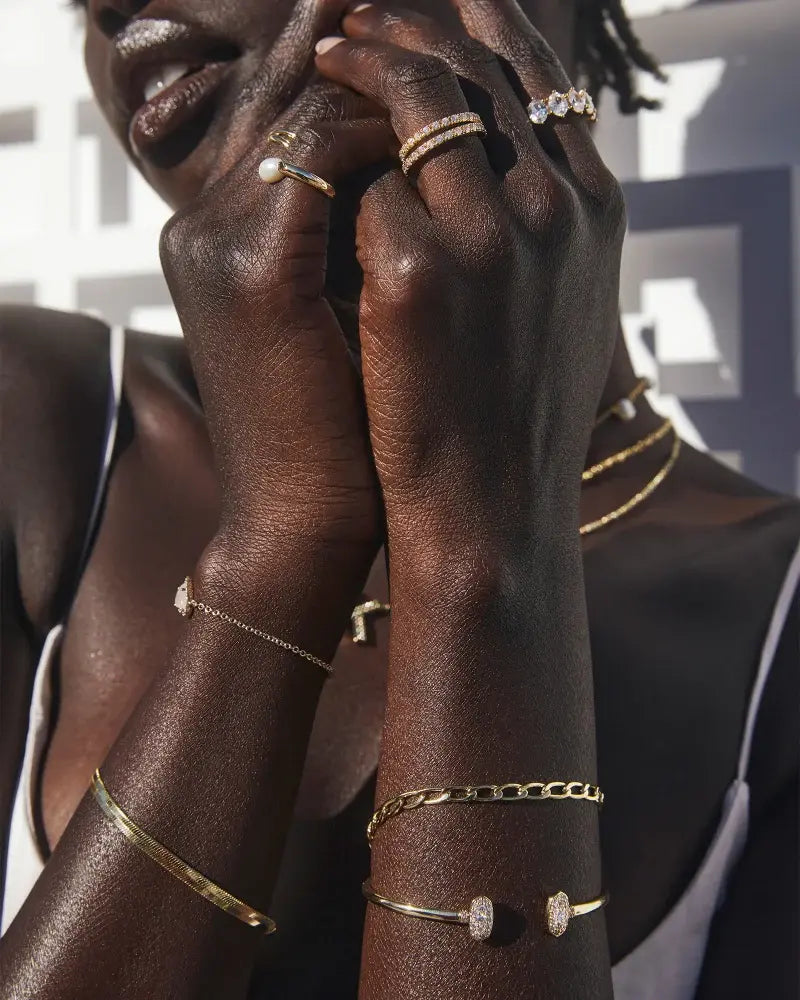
[[0, 1, 797, 998]]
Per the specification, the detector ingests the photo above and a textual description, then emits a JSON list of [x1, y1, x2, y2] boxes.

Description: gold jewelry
[[367, 781, 603, 845], [91, 770, 277, 934], [580, 432, 681, 536], [546, 890, 609, 936], [398, 112, 483, 160], [528, 87, 597, 125], [582, 418, 673, 482], [399, 113, 487, 176], [594, 377, 651, 428], [258, 157, 335, 198], [351, 598, 391, 644], [267, 130, 298, 149], [174, 577, 332, 675], [363, 880, 495, 941]]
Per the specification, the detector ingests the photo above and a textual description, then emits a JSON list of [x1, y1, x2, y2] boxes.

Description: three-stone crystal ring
[[528, 87, 597, 126], [362, 880, 495, 941], [399, 112, 488, 176], [545, 890, 609, 937], [258, 156, 336, 198]]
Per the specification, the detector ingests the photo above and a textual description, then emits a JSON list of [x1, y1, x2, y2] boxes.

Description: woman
[[0, 0, 797, 997]]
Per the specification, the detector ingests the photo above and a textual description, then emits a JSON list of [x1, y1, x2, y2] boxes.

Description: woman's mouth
[[111, 18, 239, 167], [129, 60, 235, 161]]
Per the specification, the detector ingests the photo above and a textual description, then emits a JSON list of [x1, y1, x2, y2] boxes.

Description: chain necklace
[[351, 381, 681, 640]]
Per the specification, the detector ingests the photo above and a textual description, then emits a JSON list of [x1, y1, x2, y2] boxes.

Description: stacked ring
[[399, 112, 487, 175], [528, 87, 597, 125]]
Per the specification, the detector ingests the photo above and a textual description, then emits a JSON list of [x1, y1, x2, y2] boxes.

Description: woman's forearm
[[361, 530, 612, 1000], [1, 533, 373, 999]]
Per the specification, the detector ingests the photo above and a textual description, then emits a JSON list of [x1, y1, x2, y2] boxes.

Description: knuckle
[[394, 54, 453, 95], [527, 172, 576, 231], [288, 125, 335, 163], [433, 37, 495, 73]]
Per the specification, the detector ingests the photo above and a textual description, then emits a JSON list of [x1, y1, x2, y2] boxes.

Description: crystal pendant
[[174, 576, 194, 617]]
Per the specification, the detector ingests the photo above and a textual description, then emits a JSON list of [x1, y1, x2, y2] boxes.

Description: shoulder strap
[[736, 537, 800, 780], [74, 324, 126, 579]]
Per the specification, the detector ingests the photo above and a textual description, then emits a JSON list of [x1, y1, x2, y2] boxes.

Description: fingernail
[[349, 3, 373, 11], [316, 36, 345, 54]]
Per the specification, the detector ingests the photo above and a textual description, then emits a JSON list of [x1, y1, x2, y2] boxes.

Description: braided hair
[[576, 0, 667, 113]]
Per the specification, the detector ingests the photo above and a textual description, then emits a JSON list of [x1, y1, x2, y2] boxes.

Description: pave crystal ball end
[[468, 896, 494, 941], [174, 576, 194, 618], [546, 891, 572, 937], [258, 157, 284, 183]]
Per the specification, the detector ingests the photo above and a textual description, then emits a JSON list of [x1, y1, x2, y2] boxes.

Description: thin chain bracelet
[[174, 577, 333, 675], [367, 781, 604, 844]]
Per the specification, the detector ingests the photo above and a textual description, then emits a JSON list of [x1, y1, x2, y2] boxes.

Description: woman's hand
[[159, 88, 393, 567], [316, 0, 626, 575]]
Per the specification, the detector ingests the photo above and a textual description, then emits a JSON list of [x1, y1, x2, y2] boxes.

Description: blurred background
[[1, 0, 798, 493]]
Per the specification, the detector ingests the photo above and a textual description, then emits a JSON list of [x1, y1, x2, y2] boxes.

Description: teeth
[[143, 62, 191, 102]]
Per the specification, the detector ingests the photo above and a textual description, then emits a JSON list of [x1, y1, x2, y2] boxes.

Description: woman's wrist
[[194, 527, 379, 661]]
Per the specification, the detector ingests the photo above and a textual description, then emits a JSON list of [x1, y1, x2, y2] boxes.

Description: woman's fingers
[[340, 2, 550, 180], [450, 0, 613, 196], [314, 35, 497, 212]]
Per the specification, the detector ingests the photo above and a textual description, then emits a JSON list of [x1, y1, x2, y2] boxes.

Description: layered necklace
[[351, 377, 681, 642]]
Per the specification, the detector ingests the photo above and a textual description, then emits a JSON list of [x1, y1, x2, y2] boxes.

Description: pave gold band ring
[[528, 87, 597, 125], [258, 157, 336, 198], [399, 112, 487, 175]]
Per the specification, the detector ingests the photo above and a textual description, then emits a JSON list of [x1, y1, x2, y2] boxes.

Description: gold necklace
[[594, 376, 651, 428], [350, 408, 682, 640], [582, 418, 673, 483], [580, 431, 681, 537]]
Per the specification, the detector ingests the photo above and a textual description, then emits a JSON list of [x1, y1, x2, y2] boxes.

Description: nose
[[92, 0, 150, 39]]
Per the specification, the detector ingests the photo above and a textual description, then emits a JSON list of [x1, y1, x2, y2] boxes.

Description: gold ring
[[268, 130, 298, 149], [399, 112, 487, 176], [258, 157, 335, 198], [528, 87, 597, 125]]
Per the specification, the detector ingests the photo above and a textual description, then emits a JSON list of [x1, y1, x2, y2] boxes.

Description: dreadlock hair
[[575, 0, 667, 114]]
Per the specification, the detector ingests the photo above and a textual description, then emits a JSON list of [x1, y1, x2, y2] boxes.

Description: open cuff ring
[[258, 157, 336, 198], [528, 87, 597, 125]]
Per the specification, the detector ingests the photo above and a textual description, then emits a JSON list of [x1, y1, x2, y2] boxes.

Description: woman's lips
[[128, 61, 234, 158]]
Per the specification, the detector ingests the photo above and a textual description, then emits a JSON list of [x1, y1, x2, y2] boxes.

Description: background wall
[[1, 0, 798, 493]]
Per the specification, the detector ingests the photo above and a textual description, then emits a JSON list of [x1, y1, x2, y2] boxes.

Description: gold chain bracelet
[[174, 577, 332, 675], [367, 780, 604, 845], [91, 770, 277, 934]]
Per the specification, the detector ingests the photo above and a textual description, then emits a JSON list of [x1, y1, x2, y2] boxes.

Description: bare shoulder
[[0, 305, 115, 628], [671, 442, 800, 543]]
